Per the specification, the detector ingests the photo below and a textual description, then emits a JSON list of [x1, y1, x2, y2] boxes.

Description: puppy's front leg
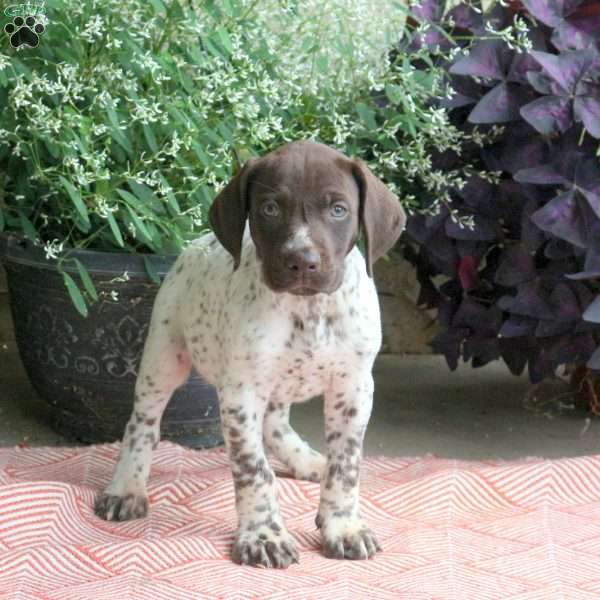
[[219, 384, 299, 568], [316, 372, 382, 560]]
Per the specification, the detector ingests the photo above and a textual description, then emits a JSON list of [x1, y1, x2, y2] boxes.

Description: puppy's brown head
[[209, 140, 405, 295]]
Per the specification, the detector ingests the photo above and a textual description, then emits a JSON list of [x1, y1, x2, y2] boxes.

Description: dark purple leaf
[[575, 157, 600, 216], [416, 275, 440, 309], [587, 345, 600, 370], [574, 96, 600, 138], [530, 50, 594, 93], [495, 244, 536, 286], [485, 130, 548, 175], [549, 282, 581, 321], [521, 0, 584, 27], [498, 279, 554, 319], [544, 238, 575, 259], [552, 16, 600, 51], [527, 346, 555, 383], [530, 190, 586, 247], [450, 40, 513, 81], [583, 296, 600, 323], [500, 337, 531, 375], [521, 198, 547, 252], [584, 233, 600, 274], [410, 0, 444, 22], [453, 301, 502, 346], [556, 333, 597, 365], [465, 335, 501, 366], [499, 315, 537, 337], [520, 96, 573, 135], [451, 297, 491, 331], [535, 319, 576, 337], [574, 281, 595, 314], [526, 71, 555, 94], [410, 30, 452, 51], [442, 75, 485, 110], [565, 270, 600, 280], [406, 212, 443, 244], [457, 176, 497, 215], [515, 148, 582, 186], [507, 52, 543, 85], [469, 82, 530, 123], [514, 164, 570, 186], [446, 4, 485, 35], [430, 328, 470, 370]]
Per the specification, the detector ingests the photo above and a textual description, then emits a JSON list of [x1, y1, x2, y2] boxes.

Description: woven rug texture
[[2, 442, 600, 599]]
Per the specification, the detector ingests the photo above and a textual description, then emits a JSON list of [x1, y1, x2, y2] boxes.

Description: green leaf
[[106, 107, 133, 154], [44, 138, 60, 159], [157, 174, 181, 215], [203, 36, 224, 59], [301, 37, 316, 53], [0, 207, 4, 231], [148, 0, 166, 13], [216, 27, 233, 55], [166, 105, 192, 129], [385, 84, 404, 105], [59, 176, 90, 229], [217, 121, 233, 142], [316, 55, 329, 74], [73, 258, 99, 301], [192, 142, 212, 169], [222, 0, 238, 17], [116, 187, 146, 211], [62, 272, 88, 317], [128, 180, 164, 213], [356, 103, 377, 130], [143, 256, 161, 284], [143, 124, 158, 152], [18, 213, 37, 241], [203, 127, 223, 146], [106, 211, 124, 247], [125, 205, 153, 245]]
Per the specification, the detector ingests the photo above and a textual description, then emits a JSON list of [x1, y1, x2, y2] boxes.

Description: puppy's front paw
[[232, 523, 299, 568], [94, 492, 149, 521], [317, 514, 381, 560]]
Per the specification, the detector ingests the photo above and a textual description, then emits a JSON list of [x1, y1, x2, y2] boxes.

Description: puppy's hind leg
[[94, 318, 191, 522], [263, 401, 326, 483]]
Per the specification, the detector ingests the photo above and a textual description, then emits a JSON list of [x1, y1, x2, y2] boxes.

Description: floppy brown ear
[[352, 160, 406, 277], [208, 158, 258, 270]]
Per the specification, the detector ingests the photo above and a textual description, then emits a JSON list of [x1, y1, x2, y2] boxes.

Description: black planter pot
[[0, 233, 223, 449]]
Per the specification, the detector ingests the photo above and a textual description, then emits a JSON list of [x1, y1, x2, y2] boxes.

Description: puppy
[[95, 140, 406, 568]]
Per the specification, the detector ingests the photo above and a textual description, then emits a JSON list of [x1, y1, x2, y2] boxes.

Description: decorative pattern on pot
[[90, 313, 148, 379], [25, 305, 78, 369]]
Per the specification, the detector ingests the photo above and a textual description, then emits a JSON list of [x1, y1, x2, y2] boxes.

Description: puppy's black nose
[[284, 249, 321, 274]]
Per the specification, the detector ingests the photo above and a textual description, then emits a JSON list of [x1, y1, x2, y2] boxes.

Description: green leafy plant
[[0, 0, 480, 314]]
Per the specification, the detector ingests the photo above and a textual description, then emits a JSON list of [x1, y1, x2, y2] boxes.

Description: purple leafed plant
[[401, 0, 600, 385]]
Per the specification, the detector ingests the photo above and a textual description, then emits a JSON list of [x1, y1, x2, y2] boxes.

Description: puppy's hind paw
[[94, 492, 149, 521]]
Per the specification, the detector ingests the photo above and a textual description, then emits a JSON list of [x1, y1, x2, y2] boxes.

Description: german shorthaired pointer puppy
[[95, 140, 406, 568]]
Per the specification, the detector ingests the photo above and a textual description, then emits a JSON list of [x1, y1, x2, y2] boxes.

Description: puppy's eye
[[331, 203, 348, 218], [261, 201, 280, 218]]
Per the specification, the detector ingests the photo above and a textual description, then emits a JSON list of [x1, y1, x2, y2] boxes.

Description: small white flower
[[44, 239, 64, 260], [80, 14, 105, 43]]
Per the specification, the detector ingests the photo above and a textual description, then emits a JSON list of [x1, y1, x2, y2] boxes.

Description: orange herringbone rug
[[2, 442, 600, 599]]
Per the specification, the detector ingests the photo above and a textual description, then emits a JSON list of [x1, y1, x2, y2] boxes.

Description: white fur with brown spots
[[95, 141, 405, 568]]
